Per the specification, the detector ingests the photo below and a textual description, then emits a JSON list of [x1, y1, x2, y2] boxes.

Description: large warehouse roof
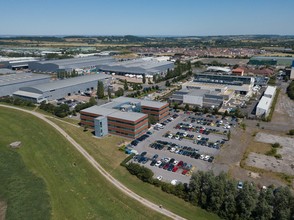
[[98, 58, 174, 75], [19, 74, 110, 93], [0, 72, 51, 87], [29, 56, 115, 71]]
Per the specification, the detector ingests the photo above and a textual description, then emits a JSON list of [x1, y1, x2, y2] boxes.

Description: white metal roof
[[257, 96, 272, 111], [264, 85, 276, 97]]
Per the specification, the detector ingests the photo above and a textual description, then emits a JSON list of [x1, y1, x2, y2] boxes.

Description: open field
[[0, 107, 167, 220], [246, 133, 294, 176], [50, 118, 220, 220]]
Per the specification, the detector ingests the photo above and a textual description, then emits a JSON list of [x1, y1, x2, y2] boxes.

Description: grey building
[[98, 58, 174, 76], [0, 72, 51, 97], [13, 73, 111, 103], [29, 56, 115, 73]]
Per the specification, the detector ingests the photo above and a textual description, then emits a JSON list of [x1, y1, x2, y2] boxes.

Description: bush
[[272, 142, 281, 148], [120, 153, 135, 167], [125, 163, 154, 183], [266, 148, 277, 156], [288, 129, 294, 135]]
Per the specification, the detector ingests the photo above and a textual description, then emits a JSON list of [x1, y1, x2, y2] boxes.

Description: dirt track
[[0, 104, 184, 220]]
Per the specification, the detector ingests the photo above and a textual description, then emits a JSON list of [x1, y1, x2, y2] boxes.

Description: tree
[[124, 79, 128, 90], [115, 88, 124, 97], [252, 188, 274, 220], [89, 96, 97, 105], [142, 74, 146, 84], [97, 80, 104, 99], [184, 104, 190, 111], [288, 129, 294, 135], [173, 102, 179, 110], [235, 182, 258, 220], [107, 87, 112, 99], [165, 80, 171, 87], [148, 115, 157, 127], [272, 187, 292, 220]]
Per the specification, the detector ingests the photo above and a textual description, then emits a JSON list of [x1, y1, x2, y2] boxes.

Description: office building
[[80, 97, 169, 138]]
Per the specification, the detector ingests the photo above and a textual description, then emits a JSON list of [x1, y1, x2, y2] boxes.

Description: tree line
[[153, 60, 192, 83], [123, 161, 294, 220], [287, 81, 294, 100]]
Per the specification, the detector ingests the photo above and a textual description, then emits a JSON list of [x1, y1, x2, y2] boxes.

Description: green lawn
[[51, 118, 220, 220], [0, 107, 167, 220]]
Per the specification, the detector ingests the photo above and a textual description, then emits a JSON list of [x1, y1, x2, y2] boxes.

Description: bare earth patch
[[0, 200, 7, 220], [246, 133, 294, 176]]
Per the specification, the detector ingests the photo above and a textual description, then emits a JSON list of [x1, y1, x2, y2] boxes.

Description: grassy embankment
[[51, 117, 220, 220], [0, 107, 167, 220]]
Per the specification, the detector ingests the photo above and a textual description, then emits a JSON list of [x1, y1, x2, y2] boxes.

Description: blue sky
[[1, 0, 293, 36]]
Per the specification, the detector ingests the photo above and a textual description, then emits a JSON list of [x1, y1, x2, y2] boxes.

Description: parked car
[[237, 181, 243, 189]]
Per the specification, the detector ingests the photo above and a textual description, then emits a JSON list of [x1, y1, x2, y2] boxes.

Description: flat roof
[[0, 72, 50, 87], [81, 105, 146, 122], [257, 96, 272, 111], [81, 105, 118, 116], [108, 111, 147, 121], [13, 90, 43, 99], [112, 96, 168, 109], [21, 73, 110, 92], [264, 85, 276, 96], [36, 56, 114, 66], [0, 68, 16, 74], [98, 58, 174, 75]]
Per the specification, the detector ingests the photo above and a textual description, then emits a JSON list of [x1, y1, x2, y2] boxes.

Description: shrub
[[288, 129, 294, 135]]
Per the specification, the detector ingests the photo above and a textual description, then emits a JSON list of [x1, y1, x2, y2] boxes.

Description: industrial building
[[98, 57, 174, 76], [80, 97, 169, 138], [29, 56, 115, 73], [193, 73, 254, 95], [0, 72, 51, 97], [0, 58, 38, 70], [256, 85, 277, 117], [13, 74, 111, 103], [170, 84, 234, 108]]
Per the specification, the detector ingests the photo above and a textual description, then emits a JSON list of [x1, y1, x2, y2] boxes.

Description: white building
[[256, 85, 277, 117], [264, 85, 276, 98]]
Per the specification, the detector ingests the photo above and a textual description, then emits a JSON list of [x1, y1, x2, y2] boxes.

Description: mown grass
[[0, 107, 167, 220], [0, 138, 51, 220], [51, 118, 220, 220]]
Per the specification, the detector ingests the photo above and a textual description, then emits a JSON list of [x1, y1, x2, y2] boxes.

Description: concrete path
[[0, 104, 185, 220]]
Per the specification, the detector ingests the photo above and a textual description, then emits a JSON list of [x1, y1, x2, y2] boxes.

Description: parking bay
[[130, 112, 232, 184]]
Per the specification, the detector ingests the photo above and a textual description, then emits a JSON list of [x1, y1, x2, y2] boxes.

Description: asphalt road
[[0, 104, 185, 220]]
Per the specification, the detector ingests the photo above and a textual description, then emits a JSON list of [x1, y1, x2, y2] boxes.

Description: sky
[[1, 0, 294, 36]]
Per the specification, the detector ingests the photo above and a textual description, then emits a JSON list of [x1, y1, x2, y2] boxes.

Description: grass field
[[0, 107, 167, 220], [50, 118, 220, 220]]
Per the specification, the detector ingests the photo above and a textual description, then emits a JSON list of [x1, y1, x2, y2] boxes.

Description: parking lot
[[128, 110, 237, 184]]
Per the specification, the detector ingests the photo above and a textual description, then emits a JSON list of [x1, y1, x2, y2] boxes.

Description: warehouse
[[170, 86, 234, 108], [256, 85, 277, 117], [29, 56, 115, 73], [193, 73, 254, 95], [0, 72, 51, 97], [98, 57, 174, 76], [13, 73, 111, 103], [80, 97, 169, 138]]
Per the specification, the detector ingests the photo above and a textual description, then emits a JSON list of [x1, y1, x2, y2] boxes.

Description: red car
[[182, 169, 188, 175], [177, 161, 184, 167], [163, 163, 169, 170], [172, 167, 179, 172]]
